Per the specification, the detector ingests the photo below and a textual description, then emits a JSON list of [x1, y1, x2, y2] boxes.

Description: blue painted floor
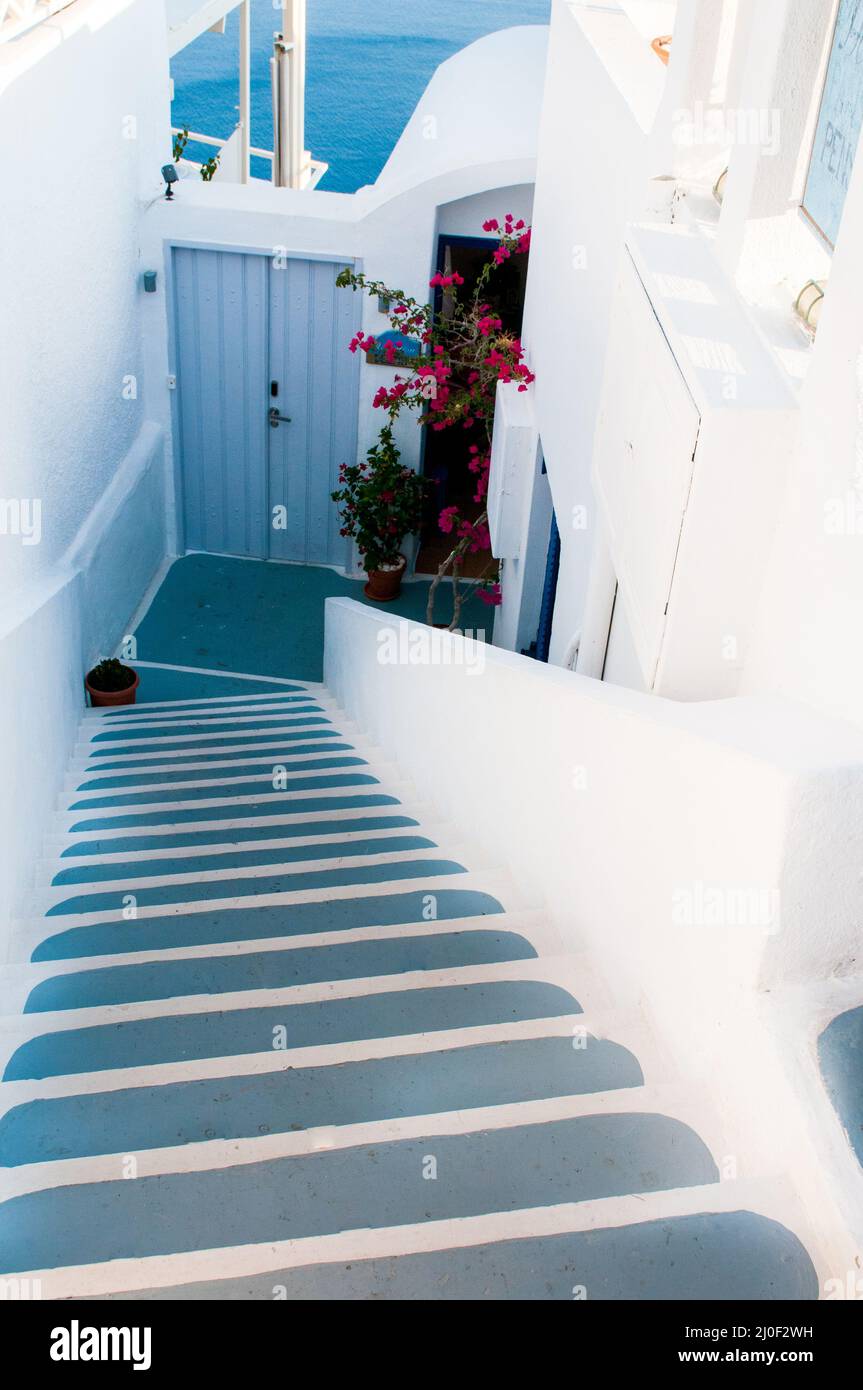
[[132, 554, 465, 687], [819, 1006, 863, 1166]]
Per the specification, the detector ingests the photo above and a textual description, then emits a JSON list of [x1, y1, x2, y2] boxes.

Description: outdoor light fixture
[[713, 168, 728, 205], [161, 163, 179, 199], [794, 279, 826, 333]]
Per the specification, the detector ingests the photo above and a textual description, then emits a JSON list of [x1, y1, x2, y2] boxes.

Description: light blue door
[[172, 248, 361, 565]]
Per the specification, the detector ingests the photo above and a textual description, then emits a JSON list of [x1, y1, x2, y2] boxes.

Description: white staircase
[[0, 682, 821, 1299]]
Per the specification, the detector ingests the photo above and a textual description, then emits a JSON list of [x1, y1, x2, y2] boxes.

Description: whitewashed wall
[[0, 0, 171, 928], [741, 133, 863, 731], [325, 596, 863, 1262]]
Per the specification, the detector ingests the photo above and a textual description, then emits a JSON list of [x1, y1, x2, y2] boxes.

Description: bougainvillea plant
[[336, 213, 534, 628], [331, 424, 430, 574]]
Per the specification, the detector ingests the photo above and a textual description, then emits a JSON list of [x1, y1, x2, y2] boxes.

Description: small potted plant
[[85, 657, 140, 707], [332, 425, 430, 601]]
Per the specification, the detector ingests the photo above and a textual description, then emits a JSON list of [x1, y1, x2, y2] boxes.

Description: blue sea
[[171, 0, 551, 192]]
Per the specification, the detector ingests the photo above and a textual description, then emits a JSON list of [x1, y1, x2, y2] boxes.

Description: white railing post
[[238, 0, 251, 183]]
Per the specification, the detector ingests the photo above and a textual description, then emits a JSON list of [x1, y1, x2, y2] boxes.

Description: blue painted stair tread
[[89, 712, 327, 743], [87, 733, 340, 767], [69, 793, 401, 833], [69, 771, 378, 811], [25, 929, 537, 1011], [3, 980, 581, 1079], [88, 738, 350, 772], [0, 1115, 718, 1274], [45, 857, 467, 916], [118, 666, 306, 704], [818, 1005, 863, 1166], [0, 1036, 642, 1165], [75, 755, 367, 792], [95, 696, 318, 725], [104, 1212, 819, 1302], [33, 889, 507, 961], [60, 814, 420, 859], [85, 726, 335, 759], [50, 834, 437, 886]]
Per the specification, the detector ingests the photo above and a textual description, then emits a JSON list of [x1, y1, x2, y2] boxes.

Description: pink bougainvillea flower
[[478, 583, 503, 607]]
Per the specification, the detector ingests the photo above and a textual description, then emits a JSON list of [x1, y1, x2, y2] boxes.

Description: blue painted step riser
[[105, 1216, 818, 1302], [0, 1117, 719, 1274], [66, 793, 403, 833], [88, 713, 329, 744], [0, 1037, 646, 1166], [50, 835, 439, 886], [3, 980, 581, 1079], [89, 699, 322, 727], [73, 746, 356, 779], [85, 729, 345, 761], [93, 689, 309, 716], [32, 889, 507, 962], [68, 772, 383, 811], [24, 930, 538, 1012], [45, 857, 468, 917], [58, 814, 422, 859], [74, 757, 367, 792]]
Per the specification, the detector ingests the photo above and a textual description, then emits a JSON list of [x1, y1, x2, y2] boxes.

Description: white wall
[[325, 596, 863, 1260], [740, 121, 863, 731], [436, 184, 534, 240], [0, 0, 171, 929]]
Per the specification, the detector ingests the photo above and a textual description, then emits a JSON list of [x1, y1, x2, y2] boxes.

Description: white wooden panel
[[488, 382, 538, 559], [592, 250, 700, 689]]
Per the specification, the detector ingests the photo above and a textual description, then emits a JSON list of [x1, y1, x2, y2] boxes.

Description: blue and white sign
[[803, 0, 863, 245]]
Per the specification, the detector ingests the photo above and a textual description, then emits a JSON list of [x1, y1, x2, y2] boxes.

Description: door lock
[[269, 407, 292, 428]]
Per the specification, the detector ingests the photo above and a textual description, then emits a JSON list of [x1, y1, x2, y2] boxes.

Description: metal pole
[[282, 0, 306, 187], [238, 0, 251, 182]]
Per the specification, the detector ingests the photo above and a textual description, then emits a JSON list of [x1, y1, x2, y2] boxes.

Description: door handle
[[269, 407, 292, 428]]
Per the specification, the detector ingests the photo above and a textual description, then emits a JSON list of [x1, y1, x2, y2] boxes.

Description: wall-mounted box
[[592, 222, 799, 700], [487, 381, 538, 560]]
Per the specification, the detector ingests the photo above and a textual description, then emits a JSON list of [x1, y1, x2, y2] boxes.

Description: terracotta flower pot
[[85, 667, 140, 707], [364, 555, 407, 603]]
